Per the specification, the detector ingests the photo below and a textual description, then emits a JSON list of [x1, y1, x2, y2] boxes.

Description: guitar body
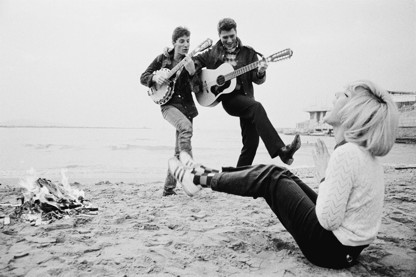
[[148, 68, 175, 105], [196, 63, 236, 107]]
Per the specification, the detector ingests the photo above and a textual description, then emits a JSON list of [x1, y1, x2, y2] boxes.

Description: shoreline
[[1, 163, 416, 184]]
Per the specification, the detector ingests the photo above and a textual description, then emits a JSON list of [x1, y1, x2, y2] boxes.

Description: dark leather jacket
[[193, 38, 266, 99], [140, 49, 198, 119]]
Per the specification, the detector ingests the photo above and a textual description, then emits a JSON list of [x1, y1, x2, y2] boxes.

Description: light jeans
[[161, 105, 193, 190]]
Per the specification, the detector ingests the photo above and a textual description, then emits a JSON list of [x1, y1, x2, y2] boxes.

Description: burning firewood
[[1, 170, 98, 226]]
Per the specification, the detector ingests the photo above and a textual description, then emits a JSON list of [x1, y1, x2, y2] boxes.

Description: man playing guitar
[[193, 18, 301, 166], [140, 26, 198, 196]]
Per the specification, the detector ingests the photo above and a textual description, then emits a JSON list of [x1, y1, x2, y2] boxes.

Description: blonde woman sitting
[[168, 80, 399, 269]]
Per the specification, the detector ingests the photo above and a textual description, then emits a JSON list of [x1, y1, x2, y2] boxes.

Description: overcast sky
[[1, 0, 415, 129]]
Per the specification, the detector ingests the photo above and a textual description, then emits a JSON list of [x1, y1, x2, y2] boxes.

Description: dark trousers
[[211, 164, 367, 269], [221, 93, 284, 166]]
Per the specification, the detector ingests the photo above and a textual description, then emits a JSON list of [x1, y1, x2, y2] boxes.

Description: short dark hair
[[172, 26, 190, 43], [217, 18, 237, 34]]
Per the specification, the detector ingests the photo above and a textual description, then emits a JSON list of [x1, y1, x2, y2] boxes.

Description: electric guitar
[[196, 48, 293, 107], [148, 38, 213, 105]]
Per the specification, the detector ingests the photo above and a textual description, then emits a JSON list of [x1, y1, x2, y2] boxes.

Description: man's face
[[219, 29, 237, 51], [173, 35, 190, 56]]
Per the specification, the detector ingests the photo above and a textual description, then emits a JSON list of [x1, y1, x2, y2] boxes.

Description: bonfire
[[1, 169, 97, 226]]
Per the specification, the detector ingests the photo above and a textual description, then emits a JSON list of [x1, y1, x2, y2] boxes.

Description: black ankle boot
[[280, 134, 301, 165]]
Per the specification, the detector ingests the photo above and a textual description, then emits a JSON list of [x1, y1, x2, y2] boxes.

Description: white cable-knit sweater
[[316, 142, 384, 246]]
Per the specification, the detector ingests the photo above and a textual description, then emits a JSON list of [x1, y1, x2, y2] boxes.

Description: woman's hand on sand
[[312, 138, 330, 183]]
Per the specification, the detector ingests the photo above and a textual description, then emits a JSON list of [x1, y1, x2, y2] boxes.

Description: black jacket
[[140, 49, 198, 119]]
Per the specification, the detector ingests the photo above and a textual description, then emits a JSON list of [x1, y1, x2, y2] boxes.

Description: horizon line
[[0, 125, 150, 130]]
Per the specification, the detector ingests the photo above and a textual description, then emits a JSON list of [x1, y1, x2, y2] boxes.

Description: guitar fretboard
[[222, 49, 292, 81], [165, 38, 212, 79], [166, 49, 197, 79], [224, 61, 261, 81]]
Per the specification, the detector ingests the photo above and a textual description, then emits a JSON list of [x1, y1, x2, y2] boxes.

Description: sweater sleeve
[[316, 144, 359, 231]]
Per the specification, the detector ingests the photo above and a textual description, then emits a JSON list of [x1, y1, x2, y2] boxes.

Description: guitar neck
[[166, 49, 197, 79], [224, 60, 261, 81], [222, 49, 293, 81]]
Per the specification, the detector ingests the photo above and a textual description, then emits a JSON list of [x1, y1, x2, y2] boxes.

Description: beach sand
[[1, 166, 415, 277]]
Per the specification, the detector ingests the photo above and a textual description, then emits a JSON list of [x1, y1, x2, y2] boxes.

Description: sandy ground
[[1, 166, 415, 277]]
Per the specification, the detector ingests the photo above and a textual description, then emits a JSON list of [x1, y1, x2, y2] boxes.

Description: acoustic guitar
[[196, 48, 293, 107]]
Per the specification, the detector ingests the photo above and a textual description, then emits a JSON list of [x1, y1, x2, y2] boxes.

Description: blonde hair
[[339, 80, 399, 157]]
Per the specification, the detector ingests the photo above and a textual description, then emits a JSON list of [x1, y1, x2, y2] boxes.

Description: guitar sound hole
[[216, 75, 225, 86]]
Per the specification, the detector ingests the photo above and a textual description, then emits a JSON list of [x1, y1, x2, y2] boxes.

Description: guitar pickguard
[[197, 63, 236, 107], [210, 80, 232, 96]]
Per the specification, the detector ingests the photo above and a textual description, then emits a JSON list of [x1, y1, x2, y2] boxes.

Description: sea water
[[1, 127, 415, 184]]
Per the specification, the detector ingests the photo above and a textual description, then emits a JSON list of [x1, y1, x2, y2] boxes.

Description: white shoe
[[179, 151, 208, 174], [168, 157, 201, 197], [179, 151, 198, 167]]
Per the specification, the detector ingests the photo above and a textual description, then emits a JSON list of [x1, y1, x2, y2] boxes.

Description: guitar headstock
[[267, 49, 293, 62], [196, 38, 213, 53]]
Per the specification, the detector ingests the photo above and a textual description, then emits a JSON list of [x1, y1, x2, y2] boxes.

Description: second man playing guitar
[[193, 18, 301, 166]]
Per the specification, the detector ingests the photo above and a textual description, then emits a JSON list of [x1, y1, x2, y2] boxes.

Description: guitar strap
[[255, 50, 265, 59], [170, 67, 183, 92]]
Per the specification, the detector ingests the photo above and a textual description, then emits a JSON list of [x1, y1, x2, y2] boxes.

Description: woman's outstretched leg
[[211, 165, 365, 268], [168, 153, 365, 268]]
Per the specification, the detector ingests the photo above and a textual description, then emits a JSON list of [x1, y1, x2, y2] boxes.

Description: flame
[[16, 168, 92, 225], [18, 168, 40, 201], [18, 168, 85, 203], [61, 169, 85, 200]]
